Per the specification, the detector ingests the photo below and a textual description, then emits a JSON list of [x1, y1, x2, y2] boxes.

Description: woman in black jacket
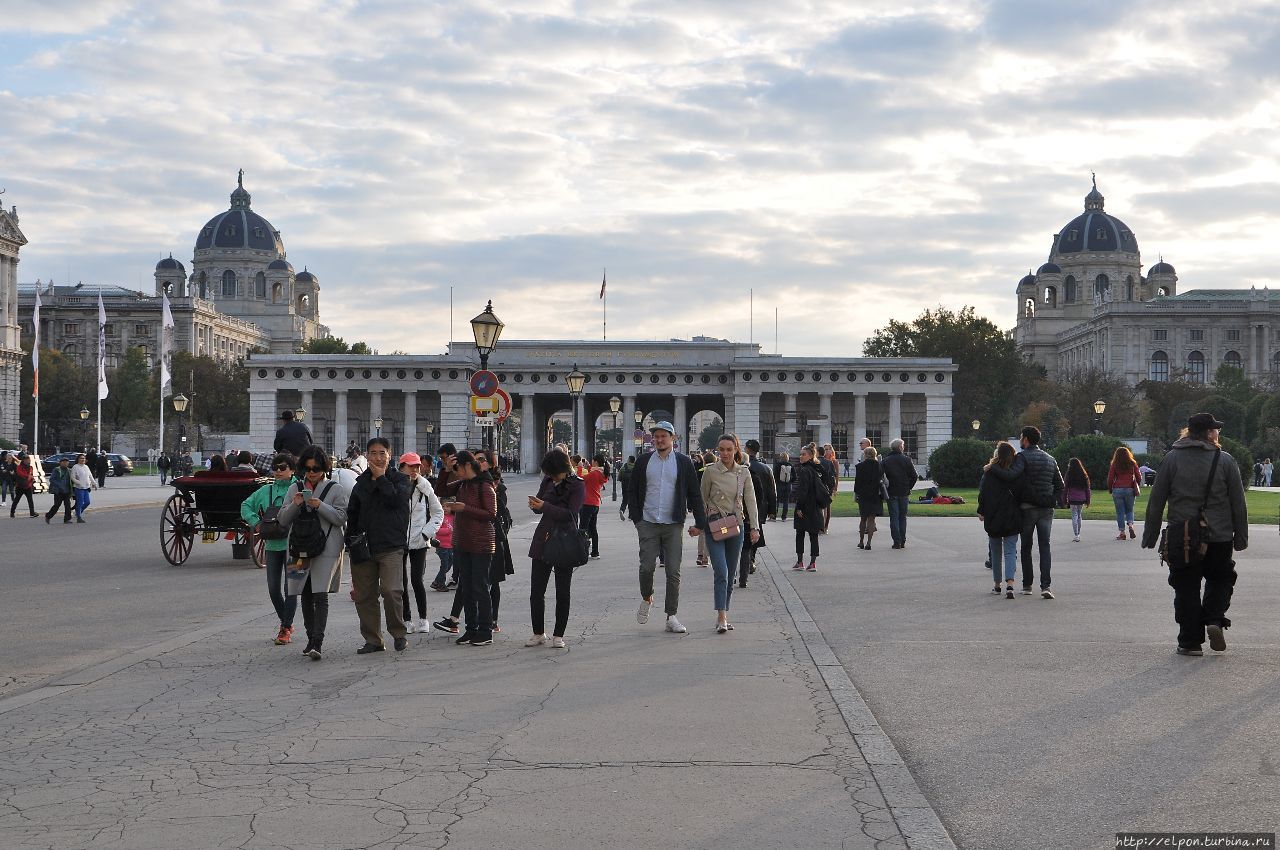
[[792, 444, 828, 571], [525, 449, 585, 649], [978, 442, 1021, 599], [852, 447, 883, 550], [481, 450, 514, 634]]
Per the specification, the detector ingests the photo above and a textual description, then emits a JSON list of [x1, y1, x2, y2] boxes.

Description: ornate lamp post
[[971, 419, 980, 438], [470, 300, 505, 451], [295, 407, 306, 422], [172, 394, 189, 456], [634, 409, 644, 453], [1093, 399, 1106, 435], [609, 396, 621, 501], [80, 407, 90, 450], [565, 365, 586, 458]]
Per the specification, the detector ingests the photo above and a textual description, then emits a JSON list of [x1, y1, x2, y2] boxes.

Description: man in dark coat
[[93, 451, 110, 488], [985, 425, 1065, 598], [346, 437, 414, 654], [739, 439, 776, 588], [273, 410, 313, 457], [881, 439, 920, 549]]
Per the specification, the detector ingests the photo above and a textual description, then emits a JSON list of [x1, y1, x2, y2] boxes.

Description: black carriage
[[161, 473, 271, 567]]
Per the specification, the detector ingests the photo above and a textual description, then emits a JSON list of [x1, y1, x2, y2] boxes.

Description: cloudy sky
[[4, 0, 1280, 356]]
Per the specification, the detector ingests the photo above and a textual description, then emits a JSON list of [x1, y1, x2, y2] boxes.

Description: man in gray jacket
[[1141, 412, 1248, 655], [986, 426, 1064, 597]]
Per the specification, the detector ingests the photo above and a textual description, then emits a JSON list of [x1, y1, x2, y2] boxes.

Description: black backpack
[[289, 481, 336, 560]]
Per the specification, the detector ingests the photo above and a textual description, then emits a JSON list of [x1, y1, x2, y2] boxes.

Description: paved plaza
[[1, 475, 1278, 849]]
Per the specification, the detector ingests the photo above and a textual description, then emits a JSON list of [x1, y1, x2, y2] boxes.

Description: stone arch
[[221, 269, 236, 298], [1186, 350, 1206, 383], [1043, 286, 1057, 308], [1224, 350, 1242, 371]]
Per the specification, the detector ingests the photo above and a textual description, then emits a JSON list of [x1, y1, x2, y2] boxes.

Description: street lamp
[[172, 394, 190, 459], [565, 364, 586, 458], [79, 407, 90, 450], [1093, 399, 1106, 435], [609, 395, 621, 501], [634, 409, 644, 452], [295, 407, 306, 422], [470, 300, 505, 452], [374, 417, 384, 438], [971, 419, 980, 436]]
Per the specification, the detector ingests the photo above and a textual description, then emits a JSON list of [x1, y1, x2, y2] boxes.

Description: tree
[[863, 306, 1045, 437], [698, 423, 723, 450], [1213, 363, 1254, 404], [1138, 379, 1209, 443], [1193, 395, 1247, 441], [1220, 436, 1253, 491], [1017, 401, 1069, 449], [298, 336, 375, 355], [103, 347, 152, 431], [1052, 367, 1138, 437], [1050, 435, 1125, 490], [550, 419, 572, 447], [20, 344, 95, 449]]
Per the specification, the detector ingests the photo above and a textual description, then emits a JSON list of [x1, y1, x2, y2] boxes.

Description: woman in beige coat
[[699, 434, 759, 633]]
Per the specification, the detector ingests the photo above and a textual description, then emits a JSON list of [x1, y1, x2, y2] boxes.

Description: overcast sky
[[4, 0, 1279, 356]]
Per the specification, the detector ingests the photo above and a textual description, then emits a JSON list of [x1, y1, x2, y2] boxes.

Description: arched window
[[1186, 350, 1206, 384], [135, 344, 152, 367], [221, 270, 237, 298], [1095, 274, 1110, 300], [1043, 286, 1057, 308], [1273, 351, 1280, 373], [1064, 276, 1077, 303], [197, 271, 207, 300], [1224, 350, 1242, 371], [297, 293, 309, 314], [163, 282, 173, 296], [63, 343, 78, 364], [1024, 298, 1035, 317], [1157, 286, 1170, 297], [1126, 275, 1135, 301], [272, 282, 282, 304], [254, 271, 266, 298], [1149, 351, 1169, 382]]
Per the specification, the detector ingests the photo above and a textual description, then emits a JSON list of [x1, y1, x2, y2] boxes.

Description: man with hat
[[1142, 412, 1248, 656], [273, 409, 313, 457], [625, 420, 707, 634]]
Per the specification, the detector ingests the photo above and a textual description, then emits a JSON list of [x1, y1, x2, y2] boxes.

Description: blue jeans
[[1111, 488, 1136, 531], [988, 535, 1018, 583], [0, 478, 13, 501], [265, 549, 296, 627], [1019, 507, 1054, 589], [706, 530, 745, 611], [432, 549, 455, 586], [887, 496, 910, 545]]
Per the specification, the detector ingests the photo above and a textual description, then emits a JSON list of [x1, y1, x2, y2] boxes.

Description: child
[[1064, 457, 1091, 542], [429, 512, 456, 591]]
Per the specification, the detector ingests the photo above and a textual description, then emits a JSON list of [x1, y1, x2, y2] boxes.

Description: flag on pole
[[599, 270, 606, 299], [31, 285, 41, 398], [97, 289, 109, 400], [160, 289, 174, 397]]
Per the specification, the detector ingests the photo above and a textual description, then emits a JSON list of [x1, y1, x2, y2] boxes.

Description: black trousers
[[300, 579, 330, 646], [530, 558, 573, 637], [580, 504, 600, 556], [796, 527, 819, 559], [1168, 542, 1237, 648], [402, 548, 428, 621], [46, 492, 73, 522], [10, 490, 35, 517]]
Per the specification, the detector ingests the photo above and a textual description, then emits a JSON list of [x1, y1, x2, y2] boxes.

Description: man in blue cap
[[625, 420, 707, 633]]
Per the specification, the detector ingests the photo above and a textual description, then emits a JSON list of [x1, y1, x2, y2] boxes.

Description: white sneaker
[[550, 636, 567, 649], [637, 599, 652, 625], [1073, 535, 1080, 542], [666, 616, 686, 634], [405, 620, 418, 634], [418, 618, 429, 634], [525, 634, 546, 647]]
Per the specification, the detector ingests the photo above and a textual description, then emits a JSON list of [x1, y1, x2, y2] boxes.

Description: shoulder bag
[[542, 517, 590, 569], [707, 468, 747, 540], [1159, 448, 1220, 568]]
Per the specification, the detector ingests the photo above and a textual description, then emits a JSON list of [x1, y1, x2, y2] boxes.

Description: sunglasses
[[302, 465, 323, 472], [273, 464, 292, 471]]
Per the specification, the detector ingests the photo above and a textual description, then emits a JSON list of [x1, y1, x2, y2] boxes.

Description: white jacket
[[71, 463, 97, 490], [407, 474, 444, 550]]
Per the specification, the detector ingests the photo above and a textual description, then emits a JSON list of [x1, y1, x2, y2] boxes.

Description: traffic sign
[[475, 415, 496, 427], [470, 370, 499, 398], [494, 388, 512, 422], [471, 395, 499, 414]]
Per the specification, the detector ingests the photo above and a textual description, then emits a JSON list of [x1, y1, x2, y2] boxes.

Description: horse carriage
[[161, 473, 270, 567]]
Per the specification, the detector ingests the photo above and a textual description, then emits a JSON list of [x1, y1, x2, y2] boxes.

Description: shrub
[[1195, 395, 1247, 440], [928, 438, 999, 488], [1219, 435, 1253, 491], [0, 438, 16, 451], [1050, 434, 1126, 490]]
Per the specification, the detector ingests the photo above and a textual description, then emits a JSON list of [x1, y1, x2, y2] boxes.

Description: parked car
[[106, 453, 134, 476], [40, 452, 80, 474]]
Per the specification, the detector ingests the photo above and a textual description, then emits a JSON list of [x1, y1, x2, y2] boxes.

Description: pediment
[[0, 211, 28, 246]]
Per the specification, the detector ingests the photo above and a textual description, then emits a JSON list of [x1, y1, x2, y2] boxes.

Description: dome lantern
[[230, 168, 251, 209]]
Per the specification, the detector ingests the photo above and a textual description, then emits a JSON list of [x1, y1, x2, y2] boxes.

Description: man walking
[[346, 437, 414, 653], [44, 456, 74, 524], [986, 426, 1064, 598], [739, 439, 776, 588], [273, 409, 313, 457], [773, 452, 794, 521], [625, 421, 706, 634], [618, 455, 635, 520], [881, 439, 919, 549], [158, 451, 172, 486]]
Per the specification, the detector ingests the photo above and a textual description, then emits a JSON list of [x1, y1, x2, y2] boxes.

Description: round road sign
[[470, 370, 499, 397]]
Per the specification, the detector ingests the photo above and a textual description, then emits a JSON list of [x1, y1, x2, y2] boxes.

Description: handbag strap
[[1198, 449, 1221, 514]]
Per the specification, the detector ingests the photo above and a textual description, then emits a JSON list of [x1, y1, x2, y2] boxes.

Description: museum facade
[[247, 339, 956, 473]]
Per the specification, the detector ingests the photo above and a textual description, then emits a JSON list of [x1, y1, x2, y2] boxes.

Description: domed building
[[1015, 179, 1274, 385]]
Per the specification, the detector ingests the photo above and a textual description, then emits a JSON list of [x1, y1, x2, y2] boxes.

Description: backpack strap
[[1198, 449, 1221, 514]]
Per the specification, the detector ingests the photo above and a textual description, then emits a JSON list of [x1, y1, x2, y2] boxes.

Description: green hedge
[[1050, 435, 1125, 490], [1220, 436, 1253, 491], [928, 438, 997, 488]]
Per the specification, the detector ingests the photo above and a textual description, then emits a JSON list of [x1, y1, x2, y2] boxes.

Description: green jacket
[[241, 479, 295, 552], [48, 465, 73, 495]]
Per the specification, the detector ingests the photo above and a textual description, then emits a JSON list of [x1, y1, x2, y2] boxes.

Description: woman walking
[[1063, 457, 1091, 542], [979, 442, 1022, 598], [792, 443, 828, 571], [699, 434, 759, 633], [1141, 413, 1248, 656], [278, 446, 349, 660], [442, 451, 498, 646], [9, 454, 37, 518], [240, 452, 298, 645], [579, 454, 608, 559], [400, 452, 443, 634], [0, 451, 14, 506], [525, 449, 585, 649], [1107, 446, 1142, 540], [853, 446, 883, 549], [71, 453, 96, 523]]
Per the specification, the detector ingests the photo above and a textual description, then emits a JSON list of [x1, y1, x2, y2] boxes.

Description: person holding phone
[[525, 450, 585, 649], [441, 451, 498, 646]]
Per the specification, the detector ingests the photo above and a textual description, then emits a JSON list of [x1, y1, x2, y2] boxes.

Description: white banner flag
[[160, 289, 174, 397], [97, 289, 109, 401], [31, 285, 41, 397]]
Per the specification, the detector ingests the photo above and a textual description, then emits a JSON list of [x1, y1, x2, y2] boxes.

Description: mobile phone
[[303, 488, 314, 500]]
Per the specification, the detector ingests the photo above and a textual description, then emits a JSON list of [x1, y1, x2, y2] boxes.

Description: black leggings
[[580, 504, 600, 555], [10, 490, 34, 517], [796, 527, 820, 559], [449, 578, 501, 629], [402, 548, 428, 621], [300, 580, 330, 645], [530, 558, 573, 637]]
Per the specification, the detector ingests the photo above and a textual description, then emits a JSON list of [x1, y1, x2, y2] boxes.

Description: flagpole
[[32, 285, 40, 457], [97, 286, 103, 452], [603, 268, 607, 341]]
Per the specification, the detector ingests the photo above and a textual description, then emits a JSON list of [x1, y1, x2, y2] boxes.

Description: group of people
[[977, 414, 1247, 657], [3, 449, 103, 522]]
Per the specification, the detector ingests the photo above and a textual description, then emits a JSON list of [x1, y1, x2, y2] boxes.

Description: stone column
[[249, 389, 277, 454], [440, 390, 472, 449], [733, 393, 761, 443], [783, 393, 797, 434], [334, 390, 348, 456], [854, 394, 867, 442], [888, 393, 902, 443], [622, 395, 638, 459], [924, 394, 953, 470], [817, 393, 833, 447], [673, 394, 688, 452], [574, 394, 587, 457], [403, 390, 417, 456], [520, 393, 537, 474], [369, 390, 383, 444]]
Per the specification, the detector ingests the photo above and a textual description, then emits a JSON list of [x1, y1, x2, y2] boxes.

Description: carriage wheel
[[161, 493, 195, 566], [251, 529, 267, 569]]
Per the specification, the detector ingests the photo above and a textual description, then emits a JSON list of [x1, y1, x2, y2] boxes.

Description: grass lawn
[[831, 488, 1280, 525]]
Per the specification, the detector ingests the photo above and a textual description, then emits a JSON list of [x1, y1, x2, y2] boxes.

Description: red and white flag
[[31, 285, 40, 398]]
